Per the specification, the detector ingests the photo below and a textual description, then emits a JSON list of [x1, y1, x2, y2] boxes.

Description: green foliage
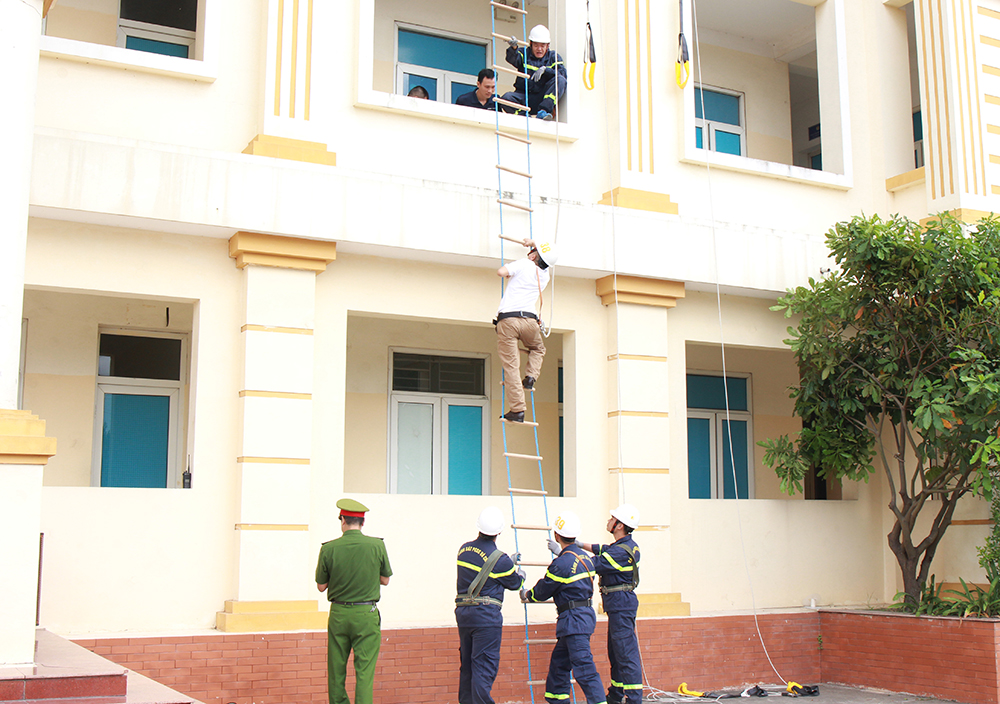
[[977, 470, 1000, 583], [892, 575, 1000, 618], [763, 213, 1000, 604]]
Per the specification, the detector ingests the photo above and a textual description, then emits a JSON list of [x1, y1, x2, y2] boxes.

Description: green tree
[[760, 214, 1000, 607]]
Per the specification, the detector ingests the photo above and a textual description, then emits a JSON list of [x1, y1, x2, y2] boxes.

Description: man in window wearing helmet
[[500, 24, 567, 121], [495, 238, 559, 423], [522, 511, 606, 704], [576, 504, 642, 704], [455, 507, 526, 704]]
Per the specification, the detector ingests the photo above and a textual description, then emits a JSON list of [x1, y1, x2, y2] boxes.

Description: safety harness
[[456, 549, 505, 607], [599, 544, 639, 595]]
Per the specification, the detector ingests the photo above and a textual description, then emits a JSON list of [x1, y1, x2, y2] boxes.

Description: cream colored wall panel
[[0, 466, 43, 664], [610, 471, 670, 528], [245, 266, 316, 330], [235, 529, 314, 601], [631, 528, 670, 595], [608, 416, 670, 470], [243, 330, 314, 394], [239, 463, 311, 524], [44, 4, 116, 46], [612, 359, 669, 413], [609, 304, 670, 357], [240, 396, 313, 459], [344, 393, 388, 494], [23, 374, 95, 487]]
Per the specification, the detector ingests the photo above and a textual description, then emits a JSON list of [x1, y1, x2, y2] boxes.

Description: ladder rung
[[502, 418, 539, 426], [496, 164, 532, 179], [509, 487, 548, 495], [493, 63, 531, 80], [517, 561, 549, 567], [505, 451, 543, 461], [512, 523, 550, 530], [525, 638, 558, 645], [492, 32, 529, 47], [490, 0, 528, 14], [497, 198, 533, 213], [496, 130, 531, 145], [495, 96, 529, 112]]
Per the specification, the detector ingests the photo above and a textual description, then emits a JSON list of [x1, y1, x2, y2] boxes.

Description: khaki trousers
[[496, 317, 546, 412]]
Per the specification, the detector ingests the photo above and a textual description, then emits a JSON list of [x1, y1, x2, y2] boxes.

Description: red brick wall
[[819, 610, 1000, 704], [75, 612, 819, 704]]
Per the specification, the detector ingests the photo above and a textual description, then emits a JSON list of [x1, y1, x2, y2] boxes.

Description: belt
[[556, 599, 592, 615], [600, 584, 637, 595], [332, 600, 378, 606], [455, 595, 503, 607], [496, 311, 538, 322]]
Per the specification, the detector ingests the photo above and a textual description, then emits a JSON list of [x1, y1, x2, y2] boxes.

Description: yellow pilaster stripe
[[634, 0, 642, 173], [608, 354, 667, 362], [979, 6, 1000, 21], [290, 0, 299, 119], [242, 324, 314, 335], [646, 0, 654, 174], [624, 0, 632, 172], [984, 65, 1000, 76], [988, 124, 1000, 134], [275, 0, 284, 117], [305, 0, 314, 120], [608, 411, 669, 418], [609, 467, 670, 474], [983, 36, 1000, 48], [236, 524, 309, 531]]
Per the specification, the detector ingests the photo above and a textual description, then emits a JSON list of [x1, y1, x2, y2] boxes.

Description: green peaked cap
[[336, 498, 370, 513]]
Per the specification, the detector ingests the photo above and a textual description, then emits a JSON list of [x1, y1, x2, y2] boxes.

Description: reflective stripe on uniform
[[545, 693, 571, 700], [457, 559, 517, 580], [544, 568, 595, 584], [600, 552, 634, 573]]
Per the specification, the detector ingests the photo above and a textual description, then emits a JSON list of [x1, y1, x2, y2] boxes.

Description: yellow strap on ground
[[678, 682, 703, 697]]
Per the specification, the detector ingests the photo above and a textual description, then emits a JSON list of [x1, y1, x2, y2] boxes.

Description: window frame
[[686, 371, 755, 500], [117, 19, 196, 58], [91, 328, 188, 489], [387, 348, 491, 495], [392, 22, 488, 104], [694, 84, 747, 157]]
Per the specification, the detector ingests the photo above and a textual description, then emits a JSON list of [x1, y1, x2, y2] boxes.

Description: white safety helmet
[[477, 506, 506, 536], [610, 503, 640, 530], [528, 25, 551, 44], [535, 241, 559, 267], [552, 510, 581, 539]]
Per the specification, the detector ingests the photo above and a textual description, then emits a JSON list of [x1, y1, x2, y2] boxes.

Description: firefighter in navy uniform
[[522, 511, 606, 704], [577, 505, 642, 704], [500, 24, 567, 121], [456, 507, 526, 704]]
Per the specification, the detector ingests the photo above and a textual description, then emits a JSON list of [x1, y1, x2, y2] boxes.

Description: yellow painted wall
[[44, 0, 117, 46]]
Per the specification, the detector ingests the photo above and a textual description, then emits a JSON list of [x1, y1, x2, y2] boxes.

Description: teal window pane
[[404, 74, 437, 101], [398, 30, 486, 75], [397, 402, 433, 494], [448, 405, 482, 495], [101, 394, 170, 488], [687, 418, 712, 499], [721, 420, 749, 499], [696, 126, 703, 149], [912, 110, 923, 142], [695, 88, 740, 125], [810, 153, 823, 170], [715, 130, 742, 155], [687, 375, 748, 411], [451, 82, 476, 104], [125, 35, 189, 58]]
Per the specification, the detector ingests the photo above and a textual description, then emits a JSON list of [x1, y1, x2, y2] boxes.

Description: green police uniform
[[316, 499, 393, 704]]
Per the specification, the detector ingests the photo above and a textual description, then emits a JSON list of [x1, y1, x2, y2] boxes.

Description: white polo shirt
[[497, 257, 550, 315]]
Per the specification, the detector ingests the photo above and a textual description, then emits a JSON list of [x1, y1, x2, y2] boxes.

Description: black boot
[[502, 410, 525, 423], [522, 375, 535, 389]]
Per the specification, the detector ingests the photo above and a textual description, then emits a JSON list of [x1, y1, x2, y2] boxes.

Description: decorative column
[[598, 0, 679, 215], [913, 0, 997, 219], [243, 0, 337, 166], [0, 0, 57, 667], [216, 232, 336, 632], [596, 275, 689, 617]]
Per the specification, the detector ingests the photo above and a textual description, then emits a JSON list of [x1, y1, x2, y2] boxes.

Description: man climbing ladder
[[494, 238, 559, 423]]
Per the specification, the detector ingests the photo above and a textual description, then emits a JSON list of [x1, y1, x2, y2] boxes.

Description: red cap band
[[340, 509, 365, 518]]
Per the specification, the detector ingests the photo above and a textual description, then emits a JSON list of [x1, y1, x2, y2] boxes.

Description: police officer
[[315, 498, 393, 704], [577, 504, 642, 704], [456, 507, 525, 704], [523, 511, 606, 704]]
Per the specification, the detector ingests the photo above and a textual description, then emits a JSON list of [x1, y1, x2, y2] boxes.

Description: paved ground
[[645, 683, 957, 703]]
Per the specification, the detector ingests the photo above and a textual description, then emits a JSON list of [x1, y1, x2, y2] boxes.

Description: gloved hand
[[547, 538, 560, 555], [531, 67, 546, 83], [508, 36, 519, 49], [575, 539, 587, 548], [516, 567, 527, 582], [520, 588, 530, 603]]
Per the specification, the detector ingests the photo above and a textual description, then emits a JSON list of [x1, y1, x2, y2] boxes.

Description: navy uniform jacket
[[525, 544, 596, 637], [592, 536, 639, 614], [455, 537, 523, 628], [505, 45, 567, 95]]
